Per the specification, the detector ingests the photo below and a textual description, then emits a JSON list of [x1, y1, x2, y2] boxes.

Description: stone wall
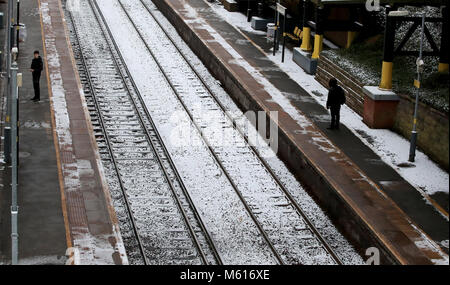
[[394, 94, 449, 170], [316, 54, 449, 170]]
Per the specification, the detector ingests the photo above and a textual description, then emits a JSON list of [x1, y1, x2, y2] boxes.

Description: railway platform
[[0, 0, 67, 265], [0, 0, 126, 264], [151, 0, 449, 264], [0, 0, 447, 266]]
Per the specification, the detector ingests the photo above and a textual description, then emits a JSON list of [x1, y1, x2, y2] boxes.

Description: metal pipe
[[16, 0, 20, 51], [6, 0, 12, 76], [10, 60, 19, 265], [408, 14, 425, 162], [281, 12, 286, 62], [380, 9, 396, 90], [273, 4, 277, 56], [4, 0, 13, 163]]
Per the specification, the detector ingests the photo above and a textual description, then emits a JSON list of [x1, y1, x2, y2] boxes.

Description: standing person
[[326, 78, 346, 130], [30, 50, 43, 102]]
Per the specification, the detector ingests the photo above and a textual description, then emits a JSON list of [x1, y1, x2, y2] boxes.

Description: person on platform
[[30, 50, 43, 102], [326, 78, 346, 130]]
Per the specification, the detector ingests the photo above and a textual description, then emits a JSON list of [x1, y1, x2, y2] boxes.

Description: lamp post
[[408, 14, 425, 162], [10, 53, 19, 265], [4, 0, 13, 163], [16, 0, 20, 52]]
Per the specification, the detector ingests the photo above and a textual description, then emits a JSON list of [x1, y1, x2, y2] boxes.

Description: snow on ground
[[180, 4, 346, 163], [163, 1, 447, 263], [92, 0, 366, 264], [40, 0, 128, 265], [206, 1, 449, 202], [129, 0, 355, 264], [144, 0, 366, 264], [97, 0, 280, 265], [17, 255, 66, 265], [176, 2, 427, 213]]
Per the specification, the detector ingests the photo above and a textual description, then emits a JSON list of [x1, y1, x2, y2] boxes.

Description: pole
[[4, 0, 13, 163], [247, 0, 251, 22], [10, 60, 19, 265], [312, 6, 324, 59], [300, 0, 312, 51], [379, 7, 395, 90], [298, 0, 304, 33], [408, 14, 425, 162], [273, 8, 278, 56], [276, 10, 280, 52], [438, 6, 449, 73], [281, 13, 286, 62], [6, 0, 12, 76], [16, 0, 20, 51], [17, 72, 20, 166]]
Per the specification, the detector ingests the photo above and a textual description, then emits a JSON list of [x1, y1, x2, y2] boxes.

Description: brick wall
[[316, 54, 449, 170], [394, 94, 449, 170], [316, 55, 365, 116]]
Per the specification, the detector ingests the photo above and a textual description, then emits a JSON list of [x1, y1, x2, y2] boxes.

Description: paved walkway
[[0, 0, 67, 264]]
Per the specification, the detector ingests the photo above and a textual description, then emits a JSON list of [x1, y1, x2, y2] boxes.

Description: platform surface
[[0, 0, 126, 264], [0, 0, 67, 265]]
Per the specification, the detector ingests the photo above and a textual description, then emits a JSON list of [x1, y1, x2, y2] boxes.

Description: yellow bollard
[[438, 62, 449, 73], [311, 34, 323, 59], [379, 61, 393, 90], [346, 31, 357, 48], [300, 27, 312, 51]]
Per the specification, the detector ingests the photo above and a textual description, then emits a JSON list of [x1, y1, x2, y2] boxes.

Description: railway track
[[112, 0, 343, 265], [66, 0, 222, 265]]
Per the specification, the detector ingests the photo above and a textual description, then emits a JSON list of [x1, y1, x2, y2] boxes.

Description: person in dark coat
[[326, 78, 346, 130], [30, 50, 43, 102]]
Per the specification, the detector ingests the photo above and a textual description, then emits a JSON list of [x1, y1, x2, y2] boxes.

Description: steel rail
[[116, 0, 285, 265], [89, 0, 222, 265], [140, 0, 343, 264], [67, 9, 149, 265]]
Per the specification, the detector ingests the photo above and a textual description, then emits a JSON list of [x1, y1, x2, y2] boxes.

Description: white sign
[[276, 3, 286, 16]]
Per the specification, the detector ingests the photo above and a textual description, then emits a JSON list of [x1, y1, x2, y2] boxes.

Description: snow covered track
[[92, 0, 346, 264], [132, 0, 345, 264], [67, 0, 221, 265], [62, 0, 366, 265]]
